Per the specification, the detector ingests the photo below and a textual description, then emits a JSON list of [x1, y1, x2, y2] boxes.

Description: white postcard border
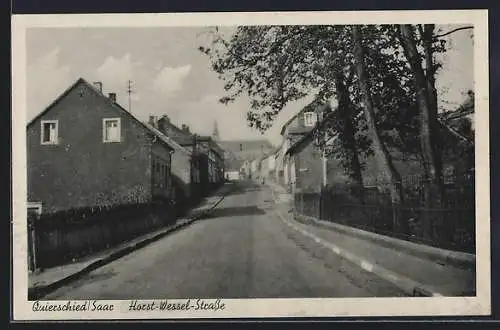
[[11, 10, 491, 320]]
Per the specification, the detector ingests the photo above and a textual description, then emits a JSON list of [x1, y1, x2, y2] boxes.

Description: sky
[[25, 25, 473, 146]]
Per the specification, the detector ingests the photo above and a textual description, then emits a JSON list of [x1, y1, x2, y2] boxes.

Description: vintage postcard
[[11, 10, 490, 320]]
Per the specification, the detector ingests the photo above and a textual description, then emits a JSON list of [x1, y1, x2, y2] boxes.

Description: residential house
[[218, 139, 274, 180], [278, 100, 332, 192], [240, 159, 251, 179], [155, 115, 225, 197], [222, 148, 243, 181], [267, 152, 276, 177], [145, 119, 194, 209], [284, 121, 346, 194], [27, 78, 177, 214], [192, 135, 225, 191], [257, 154, 270, 183], [250, 159, 258, 179], [274, 140, 287, 185]]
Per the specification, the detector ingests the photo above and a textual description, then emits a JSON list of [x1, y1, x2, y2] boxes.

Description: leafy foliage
[[199, 24, 472, 178]]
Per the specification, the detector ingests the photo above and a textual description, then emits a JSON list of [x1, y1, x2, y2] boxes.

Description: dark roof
[[27, 77, 176, 151], [285, 110, 338, 156], [288, 126, 313, 135], [218, 139, 274, 153], [158, 117, 196, 146], [279, 99, 331, 136], [285, 131, 315, 156], [143, 123, 191, 155]]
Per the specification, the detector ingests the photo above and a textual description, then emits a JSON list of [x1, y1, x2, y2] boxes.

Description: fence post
[[319, 189, 323, 220], [27, 212, 38, 272]]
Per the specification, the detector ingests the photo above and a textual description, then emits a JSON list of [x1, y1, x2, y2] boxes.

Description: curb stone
[[280, 214, 444, 297], [294, 214, 475, 270], [268, 184, 451, 297], [28, 189, 228, 301]]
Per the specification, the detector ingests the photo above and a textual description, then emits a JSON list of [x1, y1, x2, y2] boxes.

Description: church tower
[[212, 120, 220, 141]]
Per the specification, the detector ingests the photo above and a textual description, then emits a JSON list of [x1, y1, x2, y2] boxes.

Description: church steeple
[[212, 120, 220, 141]]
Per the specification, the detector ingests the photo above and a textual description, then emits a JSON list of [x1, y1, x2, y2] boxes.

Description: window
[[103, 118, 121, 143], [304, 112, 317, 127], [41, 120, 58, 145]]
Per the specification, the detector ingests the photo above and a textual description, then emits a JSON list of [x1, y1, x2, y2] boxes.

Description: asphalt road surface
[[45, 180, 406, 299]]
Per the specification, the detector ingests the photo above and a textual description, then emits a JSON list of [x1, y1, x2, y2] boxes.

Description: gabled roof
[[157, 116, 196, 146], [285, 109, 339, 156], [143, 123, 192, 156], [27, 77, 177, 151], [280, 109, 306, 136], [27, 77, 87, 128], [279, 99, 331, 136]]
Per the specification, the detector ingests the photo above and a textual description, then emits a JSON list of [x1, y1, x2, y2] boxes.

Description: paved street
[[45, 180, 406, 300]]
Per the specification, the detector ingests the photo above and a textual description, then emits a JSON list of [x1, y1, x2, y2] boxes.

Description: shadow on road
[[220, 180, 263, 197], [202, 205, 266, 219]]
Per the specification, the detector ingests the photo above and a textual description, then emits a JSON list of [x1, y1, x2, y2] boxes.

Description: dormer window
[[304, 112, 317, 127], [103, 118, 121, 143], [41, 120, 59, 145]]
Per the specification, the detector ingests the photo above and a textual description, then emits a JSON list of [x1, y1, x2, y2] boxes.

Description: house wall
[[151, 141, 172, 199], [170, 149, 192, 200], [292, 143, 322, 193], [27, 82, 154, 214], [268, 154, 276, 172], [260, 157, 270, 180], [225, 170, 240, 181]]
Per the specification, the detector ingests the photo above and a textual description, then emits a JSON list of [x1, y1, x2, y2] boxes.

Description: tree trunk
[[334, 71, 364, 201], [399, 24, 445, 241], [351, 25, 404, 231]]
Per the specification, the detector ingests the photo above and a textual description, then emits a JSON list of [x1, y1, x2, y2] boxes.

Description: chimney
[[108, 93, 116, 102], [181, 124, 190, 133], [157, 115, 170, 134], [148, 115, 156, 126], [93, 81, 103, 93]]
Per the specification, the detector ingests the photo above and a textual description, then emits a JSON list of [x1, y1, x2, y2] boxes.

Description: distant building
[[144, 120, 194, 207], [27, 78, 177, 214], [212, 120, 220, 141], [225, 170, 240, 181], [154, 115, 225, 197], [218, 138, 274, 181]]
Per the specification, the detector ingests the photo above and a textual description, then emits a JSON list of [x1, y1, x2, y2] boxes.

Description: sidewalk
[[28, 183, 231, 300], [267, 182, 476, 297]]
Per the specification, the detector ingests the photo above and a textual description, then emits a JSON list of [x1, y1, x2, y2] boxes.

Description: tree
[[200, 25, 427, 205], [200, 25, 367, 191], [351, 25, 406, 232], [396, 24, 462, 239]]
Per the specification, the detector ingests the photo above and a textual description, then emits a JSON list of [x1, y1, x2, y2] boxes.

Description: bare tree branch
[[433, 26, 473, 39]]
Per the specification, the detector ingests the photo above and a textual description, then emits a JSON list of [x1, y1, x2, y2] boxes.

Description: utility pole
[[127, 80, 134, 114]]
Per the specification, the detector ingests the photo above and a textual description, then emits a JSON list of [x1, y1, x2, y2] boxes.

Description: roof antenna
[[127, 80, 134, 114]]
